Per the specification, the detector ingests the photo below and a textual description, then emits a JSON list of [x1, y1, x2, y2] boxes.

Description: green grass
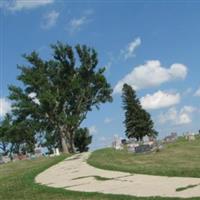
[[1, 142, 200, 200], [88, 137, 200, 178]]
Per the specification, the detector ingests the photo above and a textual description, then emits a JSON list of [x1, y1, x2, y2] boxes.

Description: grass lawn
[[88, 137, 200, 178], [1, 138, 200, 200]]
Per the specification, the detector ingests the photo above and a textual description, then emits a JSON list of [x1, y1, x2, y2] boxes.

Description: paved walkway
[[36, 153, 200, 198]]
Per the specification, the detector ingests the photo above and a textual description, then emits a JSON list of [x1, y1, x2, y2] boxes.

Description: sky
[[0, 0, 200, 150]]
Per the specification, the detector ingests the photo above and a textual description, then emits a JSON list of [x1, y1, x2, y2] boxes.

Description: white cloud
[[140, 90, 180, 110], [194, 87, 200, 96], [104, 117, 113, 124], [89, 125, 98, 135], [28, 92, 40, 105], [121, 37, 141, 59], [41, 10, 59, 30], [159, 106, 196, 125], [67, 10, 93, 34], [114, 60, 187, 94], [69, 17, 88, 33], [181, 105, 196, 113], [1, 0, 54, 11], [0, 98, 11, 117], [28, 92, 37, 99]]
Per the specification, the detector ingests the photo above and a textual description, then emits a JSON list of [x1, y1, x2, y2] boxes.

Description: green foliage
[[122, 83, 157, 141], [8, 42, 113, 153], [74, 128, 92, 152], [0, 114, 37, 156], [0, 114, 12, 155]]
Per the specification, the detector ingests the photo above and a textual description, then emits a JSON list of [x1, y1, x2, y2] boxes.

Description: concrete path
[[36, 153, 200, 198]]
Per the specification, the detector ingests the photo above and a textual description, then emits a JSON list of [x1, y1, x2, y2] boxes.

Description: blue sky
[[0, 0, 200, 149]]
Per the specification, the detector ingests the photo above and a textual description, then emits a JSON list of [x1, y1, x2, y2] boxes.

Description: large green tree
[[9, 42, 113, 153], [122, 83, 157, 141]]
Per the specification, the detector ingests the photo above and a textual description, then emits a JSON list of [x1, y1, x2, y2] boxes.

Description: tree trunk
[[60, 129, 69, 153], [61, 135, 69, 153], [60, 126, 75, 153], [68, 132, 75, 153]]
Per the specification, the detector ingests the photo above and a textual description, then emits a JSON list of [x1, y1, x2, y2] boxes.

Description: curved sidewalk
[[36, 153, 200, 198]]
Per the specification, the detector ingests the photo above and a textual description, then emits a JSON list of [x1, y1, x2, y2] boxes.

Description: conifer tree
[[122, 83, 157, 141]]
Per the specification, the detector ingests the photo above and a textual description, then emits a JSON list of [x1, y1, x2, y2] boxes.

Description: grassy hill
[[88, 137, 200, 178], [1, 137, 200, 200], [0, 153, 175, 200]]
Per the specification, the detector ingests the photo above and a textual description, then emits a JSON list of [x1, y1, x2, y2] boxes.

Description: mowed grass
[[88, 136, 200, 178], [1, 154, 186, 200], [1, 142, 200, 200]]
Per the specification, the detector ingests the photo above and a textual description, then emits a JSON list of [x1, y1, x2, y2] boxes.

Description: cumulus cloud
[[67, 10, 93, 34], [121, 37, 141, 59], [89, 125, 98, 135], [41, 10, 59, 30], [114, 60, 187, 94], [1, 0, 54, 11], [159, 106, 196, 125], [28, 92, 40, 105], [194, 87, 200, 96], [0, 98, 11, 117], [104, 117, 113, 124], [140, 90, 180, 110]]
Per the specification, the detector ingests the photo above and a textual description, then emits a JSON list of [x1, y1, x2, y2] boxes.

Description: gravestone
[[2, 156, 10, 163], [135, 144, 152, 153], [112, 136, 123, 150]]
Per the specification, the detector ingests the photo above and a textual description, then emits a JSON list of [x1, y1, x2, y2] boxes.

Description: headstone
[[188, 134, 195, 141], [135, 144, 152, 153], [112, 136, 123, 150], [2, 156, 10, 163], [143, 136, 149, 142], [35, 147, 43, 157], [13, 154, 19, 161], [55, 148, 60, 156], [53, 148, 60, 156], [127, 143, 139, 148], [17, 154, 27, 160], [128, 146, 135, 153], [164, 132, 177, 143]]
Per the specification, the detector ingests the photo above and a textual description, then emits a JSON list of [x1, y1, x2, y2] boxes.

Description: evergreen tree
[[122, 83, 157, 141], [8, 42, 113, 153], [74, 127, 92, 152]]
